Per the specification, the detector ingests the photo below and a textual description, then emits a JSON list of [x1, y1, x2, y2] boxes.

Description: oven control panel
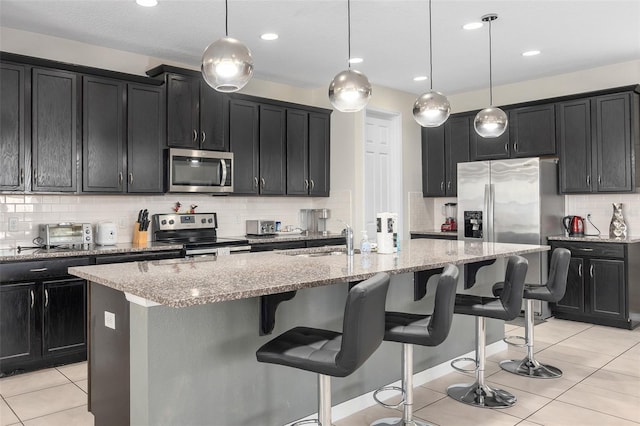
[[153, 213, 218, 231]]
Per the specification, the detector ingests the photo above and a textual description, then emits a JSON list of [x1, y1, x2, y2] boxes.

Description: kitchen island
[[69, 239, 548, 426]]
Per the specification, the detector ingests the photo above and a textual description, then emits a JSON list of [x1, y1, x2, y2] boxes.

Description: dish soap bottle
[[360, 230, 371, 254]]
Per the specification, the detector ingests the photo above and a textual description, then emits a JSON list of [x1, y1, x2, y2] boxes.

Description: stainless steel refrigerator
[[456, 157, 565, 319]]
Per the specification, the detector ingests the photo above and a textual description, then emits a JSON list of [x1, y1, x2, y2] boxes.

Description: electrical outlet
[[104, 311, 116, 330], [8, 217, 19, 232]]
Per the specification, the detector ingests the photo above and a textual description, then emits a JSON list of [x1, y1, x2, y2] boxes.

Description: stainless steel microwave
[[167, 148, 233, 193]]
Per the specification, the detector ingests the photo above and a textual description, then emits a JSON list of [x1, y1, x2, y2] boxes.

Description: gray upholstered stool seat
[[447, 256, 528, 409], [371, 264, 459, 426], [492, 248, 571, 379], [257, 272, 391, 426]]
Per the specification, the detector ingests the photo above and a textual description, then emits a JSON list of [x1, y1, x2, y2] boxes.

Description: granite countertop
[[244, 232, 344, 244], [548, 235, 640, 243], [410, 230, 458, 236], [0, 242, 183, 262], [68, 239, 549, 308]]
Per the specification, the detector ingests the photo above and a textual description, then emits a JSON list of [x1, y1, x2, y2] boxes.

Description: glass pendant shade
[[201, 37, 254, 93], [328, 69, 372, 112], [474, 107, 508, 138], [413, 91, 451, 127]]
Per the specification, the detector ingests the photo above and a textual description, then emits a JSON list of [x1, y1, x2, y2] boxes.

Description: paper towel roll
[[376, 212, 398, 254]]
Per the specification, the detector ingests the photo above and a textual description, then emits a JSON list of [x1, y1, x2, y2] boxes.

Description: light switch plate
[[104, 311, 116, 330]]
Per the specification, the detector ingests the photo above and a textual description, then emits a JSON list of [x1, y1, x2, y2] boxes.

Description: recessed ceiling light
[[522, 50, 541, 57], [463, 22, 483, 30], [260, 33, 279, 41], [136, 0, 157, 7], [413, 76, 428, 82], [348, 57, 363, 64]]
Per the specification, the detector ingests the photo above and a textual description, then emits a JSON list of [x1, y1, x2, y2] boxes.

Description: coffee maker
[[441, 202, 457, 232]]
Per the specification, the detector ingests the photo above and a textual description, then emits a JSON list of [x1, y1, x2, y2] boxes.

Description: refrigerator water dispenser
[[464, 211, 483, 239]]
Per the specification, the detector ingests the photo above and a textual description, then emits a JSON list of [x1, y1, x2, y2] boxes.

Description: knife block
[[133, 224, 148, 246]]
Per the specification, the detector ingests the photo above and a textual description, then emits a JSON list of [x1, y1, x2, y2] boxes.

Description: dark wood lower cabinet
[[43, 278, 87, 356], [0, 282, 39, 367], [550, 241, 639, 329]]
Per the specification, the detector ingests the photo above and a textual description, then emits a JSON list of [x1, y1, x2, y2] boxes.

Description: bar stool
[[370, 264, 459, 426], [493, 248, 571, 378], [447, 256, 528, 409], [256, 273, 391, 426]]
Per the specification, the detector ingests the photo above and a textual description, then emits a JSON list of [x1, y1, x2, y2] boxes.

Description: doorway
[[363, 109, 402, 240]]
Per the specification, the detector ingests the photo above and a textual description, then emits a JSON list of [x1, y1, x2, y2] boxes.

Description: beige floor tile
[[0, 369, 70, 398], [413, 395, 522, 426], [602, 353, 640, 378], [334, 402, 406, 426], [481, 383, 553, 420], [5, 383, 87, 421], [1, 399, 20, 426], [557, 382, 640, 423], [420, 371, 475, 394], [537, 343, 615, 369], [579, 369, 640, 399], [515, 421, 543, 426], [624, 342, 640, 357], [505, 323, 522, 333], [526, 400, 638, 426], [486, 370, 577, 399], [587, 325, 640, 342], [558, 333, 636, 357], [23, 405, 94, 426], [75, 380, 88, 393], [56, 362, 87, 382], [378, 385, 446, 411]]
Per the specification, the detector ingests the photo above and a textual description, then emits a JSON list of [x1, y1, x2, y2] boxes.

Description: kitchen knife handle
[[578, 264, 582, 277], [20, 168, 24, 185], [30, 290, 35, 309], [304, 179, 309, 190], [589, 264, 594, 278], [119, 172, 123, 186], [44, 289, 49, 308], [310, 179, 315, 191], [201, 131, 206, 143], [253, 177, 259, 188], [193, 129, 198, 142]]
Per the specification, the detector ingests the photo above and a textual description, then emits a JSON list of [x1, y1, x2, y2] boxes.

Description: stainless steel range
[[152, 213, 250, 257]]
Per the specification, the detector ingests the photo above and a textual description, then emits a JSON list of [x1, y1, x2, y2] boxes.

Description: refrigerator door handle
[[484, 183, 494, 242]]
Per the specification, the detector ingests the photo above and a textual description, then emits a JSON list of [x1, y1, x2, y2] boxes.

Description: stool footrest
[[450, 357, 477, 374], [372, 385, 405, 409], [503, 335, 527, 347]]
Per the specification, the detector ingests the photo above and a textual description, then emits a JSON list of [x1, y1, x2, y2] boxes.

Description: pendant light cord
[[428, 0, 433, 91], [488, 17, 493, 106], [347, 0, 352, 69], [225, 0, 229, 37]]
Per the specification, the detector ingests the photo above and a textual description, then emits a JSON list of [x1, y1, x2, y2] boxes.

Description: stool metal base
[[447, 382, 517, 409], [499, 358, 563, 379], [371, 418, 430, 426]]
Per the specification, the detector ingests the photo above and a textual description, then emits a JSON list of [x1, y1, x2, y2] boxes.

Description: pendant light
[[413, 0, 450, 127], [328, 0, 372, 112], [201, 0, 253, 93], [474, 14, 507, 138]]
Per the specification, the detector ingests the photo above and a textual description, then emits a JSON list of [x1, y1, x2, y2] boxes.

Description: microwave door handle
[[220, 159, 227, 187]]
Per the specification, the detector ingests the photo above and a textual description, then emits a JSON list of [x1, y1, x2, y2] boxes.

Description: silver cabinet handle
[[253, 177, 258, 188], [440, 182, 444, 191], [118, 172, 123, 186], [33, 168, 37, 184], [129, 173, 134, 185], [29, 267, 48, 272], [447, 181, 451, 190], [514, 142, 518, 152], [304, 179, 309, 190], [310, 179, 315, 191], [589, 264, 594, 278], [598, 175, 601, 185], [20, 168, 24, 185], [45, 289, 49, 308], [201, 131, 206, 143], [30, 290, 35, 309], [260, 177, 265, 189], [193, 129, 198, 142], [579, 248, 593, 252], [587, 175, 591, 186], [504, 143, 508, 153], [578, 263, 582, 277]]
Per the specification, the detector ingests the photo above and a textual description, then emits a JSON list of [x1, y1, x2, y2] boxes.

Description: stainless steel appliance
[[457, 158, 565, 319], [315, 209, 331, 236], [167, 148, 233, 193], [152, 213, 250, 256], [246, 220, 276, 236], [39, 223, 93, 249]]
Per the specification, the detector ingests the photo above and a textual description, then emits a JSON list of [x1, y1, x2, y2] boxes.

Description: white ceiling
[[1, 0, 639, 96]]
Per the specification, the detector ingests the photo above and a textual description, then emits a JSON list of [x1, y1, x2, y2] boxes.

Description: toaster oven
[[39, 223, 93, 248]]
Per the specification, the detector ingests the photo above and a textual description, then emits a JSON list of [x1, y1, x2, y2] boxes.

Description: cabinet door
[[127, 84, 164, 193], [594, 93, 633, 192], [0, 63, 26, 190], [445, 116, 470, 196], [308, 112, 330, 196], [589, 259, 625, 320], [259, 104, 286, 195], [469, 119, 510, 161], [554, 257, 585, 313], [286, 109, 309, 195], [421, 126, 446, 196], [166, 74, 199, 148], [509, 104, 556, 157], [82, 76, 126, 192], [229, 99, 259, 194], [199, 81, 228, 151], [0, 282, 40, 368], [42, 278, 87, 356], [32, 68, 78, 192], [557, 99, 592, 193]]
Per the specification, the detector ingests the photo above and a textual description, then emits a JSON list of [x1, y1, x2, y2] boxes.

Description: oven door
[[168, 148, 233, 193]]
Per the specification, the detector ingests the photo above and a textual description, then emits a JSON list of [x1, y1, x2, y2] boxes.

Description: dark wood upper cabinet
[[31, 68, 78, 192], [557, 99, 592, 193], [286, 109, 309, 195], [469, 119, 510, 161], [258, 104, 286, 195], [82, 76, 126, 192], [199, 81, 227, 151], [0, 63, 26, 191], [509, 104, 556, 157], [445, 115, 471, 196], [127, 84, 165, 193], [308, 112, 330, 196], [229, 98, 259, 194]]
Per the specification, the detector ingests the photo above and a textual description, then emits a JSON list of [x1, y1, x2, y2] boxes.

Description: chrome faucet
[[344, 223, 354, 256]]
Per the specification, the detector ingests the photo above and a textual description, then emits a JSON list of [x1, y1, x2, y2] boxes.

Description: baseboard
[[285, 340, 508, 425]]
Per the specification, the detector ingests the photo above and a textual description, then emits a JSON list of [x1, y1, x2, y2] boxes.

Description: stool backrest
[[427, 264, 460, 346], [336, 272, 390, 375], [545, 248, 571, 302], [499, 256, 529, 320]]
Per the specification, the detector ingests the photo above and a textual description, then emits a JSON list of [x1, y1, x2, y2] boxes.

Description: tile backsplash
[[0, 191, 353, 249]]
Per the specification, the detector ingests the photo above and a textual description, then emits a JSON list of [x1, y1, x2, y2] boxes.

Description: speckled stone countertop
[[0, 242, 183, 262], [68, 239, 549, 308], [244, 232, 344, 244], [410, 230, 458, 237], [548, 235, 640, 243]]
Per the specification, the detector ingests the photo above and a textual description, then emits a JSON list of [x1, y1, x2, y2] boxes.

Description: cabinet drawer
[[1, 257, 90, 283], [551, 241, 624, 258], [94, 250, 183, 264]]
